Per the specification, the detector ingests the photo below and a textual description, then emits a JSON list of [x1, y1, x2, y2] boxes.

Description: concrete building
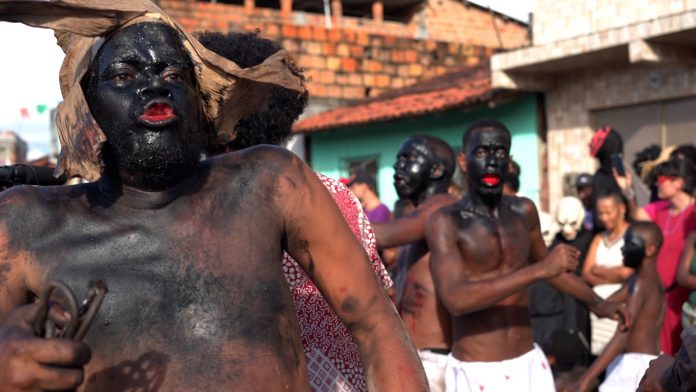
[[492, 0, 696, 207], [0, 131, 27, 166]]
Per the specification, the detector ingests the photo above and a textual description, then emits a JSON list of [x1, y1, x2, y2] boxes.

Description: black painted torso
[[1, 147, 307, 391]]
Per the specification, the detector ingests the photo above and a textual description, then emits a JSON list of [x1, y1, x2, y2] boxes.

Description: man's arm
[[525, 198, 630, 326], [426, 209, 577, 316], [572, 281, 642, 391], [372, 194, 456, 249], [280, 154, 427, 391]]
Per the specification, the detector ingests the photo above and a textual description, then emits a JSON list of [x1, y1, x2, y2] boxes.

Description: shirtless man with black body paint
[[372, 135, 458, 392], [568, 221, 664, 392], [426, 119, 629, 392], [0, 21, 427, 392]]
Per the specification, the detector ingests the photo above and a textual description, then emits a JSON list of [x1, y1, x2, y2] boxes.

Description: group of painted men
[[0, 1, 644, 391]]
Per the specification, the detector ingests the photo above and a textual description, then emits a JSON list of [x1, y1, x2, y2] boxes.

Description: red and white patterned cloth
[[282, 173, 392, 392]]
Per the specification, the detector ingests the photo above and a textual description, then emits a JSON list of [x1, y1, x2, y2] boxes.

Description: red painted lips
[[140, 103, 176, 122], [481, 174, 500, 186]]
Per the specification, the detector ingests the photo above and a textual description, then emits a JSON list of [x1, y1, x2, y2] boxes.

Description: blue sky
[[0, 0, 535, 160]]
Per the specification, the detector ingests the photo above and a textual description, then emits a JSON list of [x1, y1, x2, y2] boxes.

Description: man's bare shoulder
[[505, 195, 539, 226], [0, 183, 92, 218], [428, 200, 467, 231], [420, 193, 459, 211], [211, 144, 302, 171]]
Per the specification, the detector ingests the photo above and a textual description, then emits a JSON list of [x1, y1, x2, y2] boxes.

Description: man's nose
[[138, 76, 171, 100], [485, 152, 497, 167]]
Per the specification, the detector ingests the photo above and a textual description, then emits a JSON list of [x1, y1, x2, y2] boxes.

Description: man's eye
[[496, 149, 508, 158], [111, 72, 133, 82], [475, 149, 486, 157], [163, 70, 184, 83]]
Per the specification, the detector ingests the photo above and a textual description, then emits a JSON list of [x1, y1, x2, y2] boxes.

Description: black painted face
[[465, 128, 511, 197], [84, 22, 204, 190], [622, 228, 646, 269], [393, 139, 433, 200]]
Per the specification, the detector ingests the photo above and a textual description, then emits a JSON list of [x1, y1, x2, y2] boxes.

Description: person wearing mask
[[530, 196, 593, 362], [582, 190, 634, 356]]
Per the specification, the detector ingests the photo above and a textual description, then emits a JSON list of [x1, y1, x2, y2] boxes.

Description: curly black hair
[[197, 30, 309, 151]]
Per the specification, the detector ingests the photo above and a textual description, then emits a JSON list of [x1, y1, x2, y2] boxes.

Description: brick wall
[[161, 0, 516, 103], [420, 0, 528, 49], [533, 0, 696, 45], [545, 63, 696, 206]]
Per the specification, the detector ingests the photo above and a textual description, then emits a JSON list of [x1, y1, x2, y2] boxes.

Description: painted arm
[[572, 327, 629, 392], [676, 233, 696, 290], [572, 280, 642, 391], [372, 194, 455, 249], [281, 157, 427, 391], [523, 201, 629, 326], [426, 208, 577, 316]]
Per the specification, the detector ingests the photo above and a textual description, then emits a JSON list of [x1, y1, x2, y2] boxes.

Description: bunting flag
[[18, 105, 52, 120]]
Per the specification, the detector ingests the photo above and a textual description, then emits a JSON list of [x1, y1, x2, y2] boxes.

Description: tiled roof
[[293, 62, 493, 133]]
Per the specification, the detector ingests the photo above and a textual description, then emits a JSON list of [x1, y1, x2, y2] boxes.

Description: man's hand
[[0, 304, 91, 391], [591, 299, 631, 331], [538, 244, 580, 279], [637, 355, 674, 392]]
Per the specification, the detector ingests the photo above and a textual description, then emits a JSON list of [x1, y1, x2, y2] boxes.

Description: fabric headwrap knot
[[0, 0, 305, 181]]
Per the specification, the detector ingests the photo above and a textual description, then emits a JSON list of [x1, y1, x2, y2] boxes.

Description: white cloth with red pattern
[[444, 344, 555, 392], [283, 173, 392, 392]]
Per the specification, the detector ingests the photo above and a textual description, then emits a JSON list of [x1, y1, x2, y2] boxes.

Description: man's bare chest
[[456, 212, 531, 277], [23, 198, 289, 351]]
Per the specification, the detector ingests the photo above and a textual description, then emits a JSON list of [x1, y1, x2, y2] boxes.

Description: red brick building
[[160, 0, 529, 115]]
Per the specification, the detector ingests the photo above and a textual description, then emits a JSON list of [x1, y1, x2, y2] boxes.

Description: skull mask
[[555, 197, 586, 241]]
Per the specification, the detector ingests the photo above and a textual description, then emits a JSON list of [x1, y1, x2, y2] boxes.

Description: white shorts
[[444, 344, 555, 392], [418, 349, 448, 392], [599, 352, 657, 392]]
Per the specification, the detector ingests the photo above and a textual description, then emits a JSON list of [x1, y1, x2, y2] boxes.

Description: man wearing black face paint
[[372, 135, 457, 392], [426, 119, 629, 392], [0, 3, 428, 391], [569, 222, 664, 392]]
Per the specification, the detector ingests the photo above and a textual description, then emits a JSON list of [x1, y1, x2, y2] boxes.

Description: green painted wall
[[308, 94, 541, 209]]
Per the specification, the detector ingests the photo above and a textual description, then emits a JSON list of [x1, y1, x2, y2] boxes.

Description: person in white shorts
[[426, 120, 629, 392], [570, 222, 665, 392]]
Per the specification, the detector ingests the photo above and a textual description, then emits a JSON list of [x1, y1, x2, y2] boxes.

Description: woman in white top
[[582, 190, 634, 355]]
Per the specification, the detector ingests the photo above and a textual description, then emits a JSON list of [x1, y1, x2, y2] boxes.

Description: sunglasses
[[656, 176, 679, 185]]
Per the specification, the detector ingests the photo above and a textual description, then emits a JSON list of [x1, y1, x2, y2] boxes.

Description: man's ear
[[430, 163, 444, 180], [645, 243, 658, 258], [457, 151, 467, 174]]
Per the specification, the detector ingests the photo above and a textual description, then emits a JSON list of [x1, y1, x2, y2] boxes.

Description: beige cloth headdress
[[0, 0, 304, 181]]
